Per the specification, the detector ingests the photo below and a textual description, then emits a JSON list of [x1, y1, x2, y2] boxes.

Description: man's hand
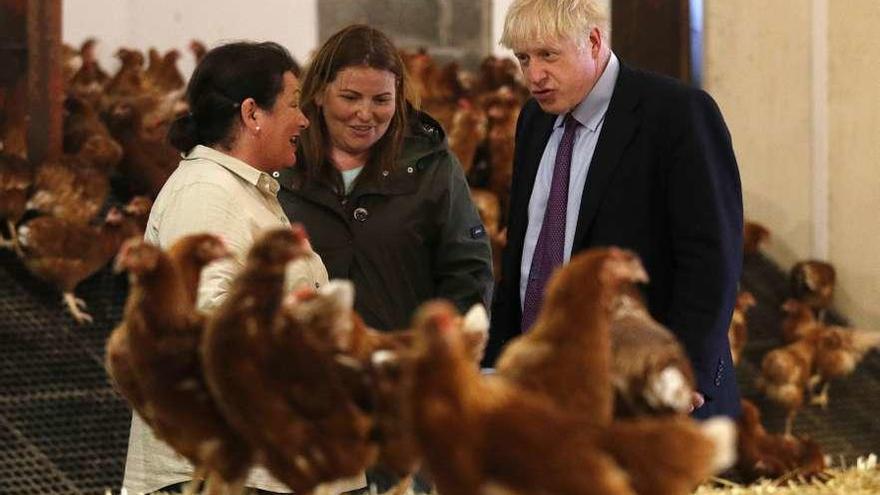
[[688, 392, 705, 413]]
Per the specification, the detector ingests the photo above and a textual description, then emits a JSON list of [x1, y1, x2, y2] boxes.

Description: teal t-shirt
[[341, 166, 364, 195]]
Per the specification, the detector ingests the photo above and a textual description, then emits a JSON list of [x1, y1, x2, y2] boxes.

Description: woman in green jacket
[[277, 24, 493, 332]]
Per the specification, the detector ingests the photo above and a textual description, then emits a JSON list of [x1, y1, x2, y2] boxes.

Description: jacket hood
[[400, 107, 448, 167]]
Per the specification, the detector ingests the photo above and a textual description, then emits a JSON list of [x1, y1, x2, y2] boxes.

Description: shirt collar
[[554, 52, 620, 132], [184, 145, 281, 195]]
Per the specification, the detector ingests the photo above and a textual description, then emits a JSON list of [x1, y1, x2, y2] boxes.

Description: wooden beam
[[0, 0, 28, 156], [27, 0, 62, 164], [612, 0, 691, 83], [0, 0, 27, 85]]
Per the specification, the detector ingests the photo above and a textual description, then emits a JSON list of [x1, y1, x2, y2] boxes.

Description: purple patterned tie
[[521, 114, 580, 332]]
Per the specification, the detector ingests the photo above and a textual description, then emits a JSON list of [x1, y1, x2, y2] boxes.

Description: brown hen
[[780, 298, 823, 344], [743, 221, 770, 256], [189, 40, 208, 64], [447, 99, 487, 175], [0, 77, 27, 158], [106, 48, 147, 97], [410, 301, 735, 495], [790, 260, 836, 323], [496, 247, 649, 426], [729, 290, 756, 364], [145, 49, 185, 93], [108, 235, 250, 494], [610, 286, 697, 417], [68, 39, 109, 105], [757, 331, 823, 436], [17, 208, 130, 323], [469, 187, 505, 280], [62, 96, 123, 170], [0, 152, 32, 255], [482, 86, 520, 211], [203, 226, 373, 493], [120, 195, 153, 240], [411, 301, 636, 495], [106, 233, 229, 416], [103, 98, 180, 197], [736, 399, 826, 482], [28, 159, 107, 224], [367, 302, 489, 481], [286, 280, 489, 481], [811, 326, 880, 408], [289, 280, 489, 481]]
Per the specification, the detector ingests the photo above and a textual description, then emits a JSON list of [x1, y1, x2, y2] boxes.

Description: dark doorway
[[611, 0, 699, 85]]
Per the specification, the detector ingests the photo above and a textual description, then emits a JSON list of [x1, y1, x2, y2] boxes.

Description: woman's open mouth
[[350, 125, 373, 137]]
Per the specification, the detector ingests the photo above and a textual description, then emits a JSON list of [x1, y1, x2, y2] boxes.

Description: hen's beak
[[609, 251, 649, 284], [113, 239, 136, 273]]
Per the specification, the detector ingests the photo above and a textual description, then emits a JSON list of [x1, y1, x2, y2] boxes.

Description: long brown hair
[[298, 25, 412, 189]]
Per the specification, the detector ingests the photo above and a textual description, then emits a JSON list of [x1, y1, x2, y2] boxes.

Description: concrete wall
[[705, 0, 880, 329], [827, 0, 880, 328], [703, 0, 814, 264]]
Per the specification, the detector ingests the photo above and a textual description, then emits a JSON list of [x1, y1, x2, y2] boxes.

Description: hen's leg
[[384, 475, 412, 495], [179, 466, 207, 495], [0, 220, 20, 255], [810, 382, 831, 408], [807, 374, 823, 397], [227, 477, 247, 495], [784, 409, 798, 438], [0, 237, 15, 252], [199, 472, 224, 495], [7, 220, 23, 257], [62, 292, 93, 324], [180, 477, 203, 495]]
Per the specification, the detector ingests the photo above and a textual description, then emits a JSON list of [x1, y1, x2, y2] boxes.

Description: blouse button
[[406, 167, 414, 174]]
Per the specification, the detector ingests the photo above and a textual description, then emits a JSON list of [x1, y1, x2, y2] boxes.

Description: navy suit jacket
[[485, 62, 744, 418]]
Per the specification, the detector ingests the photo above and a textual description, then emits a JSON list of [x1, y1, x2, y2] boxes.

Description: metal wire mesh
[[0, 249, 130, 494]]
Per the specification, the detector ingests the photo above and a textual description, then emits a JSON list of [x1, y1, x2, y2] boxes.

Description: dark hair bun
[[167, 113, 201, 153]]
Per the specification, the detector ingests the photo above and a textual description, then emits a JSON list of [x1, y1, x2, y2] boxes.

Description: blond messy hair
[[500, 0, 610, 51]]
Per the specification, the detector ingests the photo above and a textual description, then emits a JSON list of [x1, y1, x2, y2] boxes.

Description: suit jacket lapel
[[573, 64, 641, 248]]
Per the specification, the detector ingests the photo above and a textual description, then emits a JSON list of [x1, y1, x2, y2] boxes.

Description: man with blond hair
[[485, 0, 743, 418]]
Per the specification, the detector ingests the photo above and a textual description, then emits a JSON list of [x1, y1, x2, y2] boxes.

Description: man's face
[[513, 30, 604, 115]]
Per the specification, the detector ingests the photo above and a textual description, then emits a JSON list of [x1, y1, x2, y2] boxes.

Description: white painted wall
[[491, 0, 513, 56], [63, 0, 318, 80]]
